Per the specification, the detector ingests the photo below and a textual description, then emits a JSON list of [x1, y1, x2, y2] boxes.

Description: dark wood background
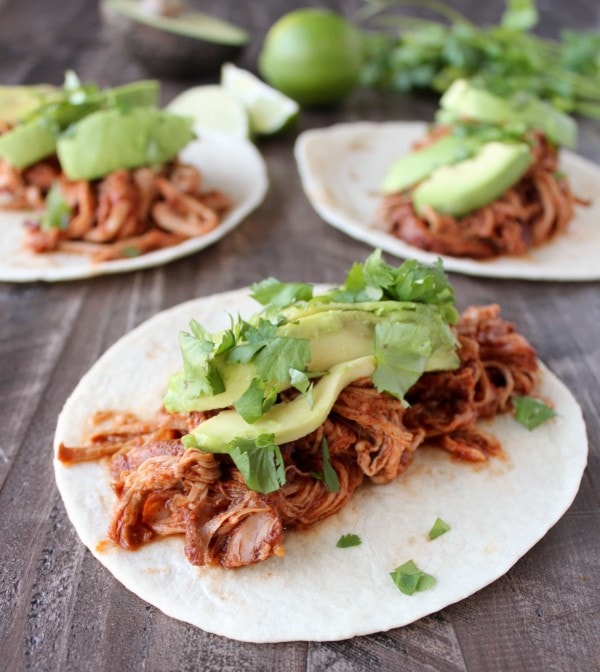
[[1, 1, 599, 670]]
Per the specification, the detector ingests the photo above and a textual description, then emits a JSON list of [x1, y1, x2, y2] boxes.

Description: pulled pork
[[58, 305, 539, 569], [0, 156, 230, 262], [379, 131, 585, 259]]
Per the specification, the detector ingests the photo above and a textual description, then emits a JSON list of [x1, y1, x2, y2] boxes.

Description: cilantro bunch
[[358, 0, 600, 121]]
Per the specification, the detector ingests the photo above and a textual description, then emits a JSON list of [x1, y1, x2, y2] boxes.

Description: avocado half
[[101, 0, 249, 78]]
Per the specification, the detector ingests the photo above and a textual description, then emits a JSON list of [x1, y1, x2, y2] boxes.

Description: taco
[[295, 85, 600, 281], [54, 252, 587, 642], [0, 75, 267, 282]]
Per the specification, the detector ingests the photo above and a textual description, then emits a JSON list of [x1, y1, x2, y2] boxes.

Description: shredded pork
[[379, 131, 585, 259], [0, 156, 230, 262], [58, 305, 539, 569]]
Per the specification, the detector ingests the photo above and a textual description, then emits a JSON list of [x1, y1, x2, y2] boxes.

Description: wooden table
[[1, 1, 598, 670]]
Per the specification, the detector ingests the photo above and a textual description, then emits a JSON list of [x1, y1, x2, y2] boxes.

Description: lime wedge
[[166, 85, 249, 139], [221, 63, 299, 135]]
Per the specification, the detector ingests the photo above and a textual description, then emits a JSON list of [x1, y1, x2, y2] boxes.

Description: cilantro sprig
[[226, 434, 285, 494], [325, 250, 458, 324]]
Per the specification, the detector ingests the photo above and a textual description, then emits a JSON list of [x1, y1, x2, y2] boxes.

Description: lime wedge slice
[[221, 63, 299, 135], [166, 85, 250, 139]]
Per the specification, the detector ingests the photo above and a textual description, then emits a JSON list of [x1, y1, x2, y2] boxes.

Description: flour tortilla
[[54, 288, 588, 642], [295, 122, 600, 281], [0, 132, 268, 282]]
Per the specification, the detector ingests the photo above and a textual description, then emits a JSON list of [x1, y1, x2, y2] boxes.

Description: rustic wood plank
[[0, 0, 598, 669]]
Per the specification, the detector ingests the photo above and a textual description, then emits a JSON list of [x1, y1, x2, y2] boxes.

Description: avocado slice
[[381, 134, 485, 194], [0, 85, 59, 125], [0, 119, 57, 169], [182, 356, 377, 452], [412, 141, 533, 218], [438, 79, 577, 148], [0, 79, 161, 169], [164, 302, 459, 414], [102, 0, 248, 78], [56, 106, 194, 181]]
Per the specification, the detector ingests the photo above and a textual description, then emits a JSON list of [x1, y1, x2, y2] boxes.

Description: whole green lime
[[259, 9, 363, 107]]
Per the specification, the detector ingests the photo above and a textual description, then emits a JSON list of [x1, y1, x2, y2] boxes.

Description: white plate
[[295, 122, 600, 281], [0, 132, 268, 282], [54, 288, 588, 642]]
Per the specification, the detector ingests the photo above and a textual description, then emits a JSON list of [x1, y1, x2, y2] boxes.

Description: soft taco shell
[[295, 122, 600, 281], [0, 132, 268, 282], [54, 288, 588, 642]]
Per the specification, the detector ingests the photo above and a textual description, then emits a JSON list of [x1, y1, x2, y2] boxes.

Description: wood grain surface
[[1, 1, 599, 670]]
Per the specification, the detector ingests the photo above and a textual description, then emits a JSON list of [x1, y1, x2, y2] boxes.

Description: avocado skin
[[381, 134, 483, 194], [57, 107, 194, 181], [412, 141, 533, 218], [439, 79, 577, 148], [102, 0, 248, 78], [0, 80, 160, 169]]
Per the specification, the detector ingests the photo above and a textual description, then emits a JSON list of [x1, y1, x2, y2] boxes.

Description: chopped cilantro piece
[[321, 437, 340, 493], [234, 377, 268, 424], [390, 560, 436, 596], [121, 245, 141, 258], [226, 434, 285, 494], [41, 183, 71, 231], [336, 533, 361, 548], [289, 368, 314, 407], [250, 278, 313, 308], [372, 321, 432, 401], [514, 395, 557, 430], [428, 517, 451, 540], [179, 320, 224, 397]]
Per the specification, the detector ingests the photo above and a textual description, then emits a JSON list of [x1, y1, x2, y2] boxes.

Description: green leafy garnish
[[372, 321, 432, 401], [327, 250, 458, 324], [321, 437, 340, 493], [390, 560, 436, 596], [358, 1, 600, 121], [179, 320, 224, 397], [250, 278, 313, 308], [121, 245, 141, 258], [234, 377, 273, 424], [226, 434, 286, 494], [428, 517, 451, 540], [229, 319, 311, 386], [336, 533, 362, 548], [40, 183, 71, 231], [513, 395, 557, 430]]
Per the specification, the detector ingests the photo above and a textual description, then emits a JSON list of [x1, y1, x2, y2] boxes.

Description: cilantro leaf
[[372, 321, 432, 401], [234, 377, 267, 424], [337, 533, 362, 548], [254, 336, 311, 385], [390, 560, 436, 596], [179, 320, 224, 397], [227, 434, 286, 494], [289, 368, 314, 408], [513, 395, 557, 430], [41, 183, 72, 231], [250, 277, 313, 308], [321, 437, 340, 493], [428, 517, 451, 540], [501, 0, 539, 32]]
